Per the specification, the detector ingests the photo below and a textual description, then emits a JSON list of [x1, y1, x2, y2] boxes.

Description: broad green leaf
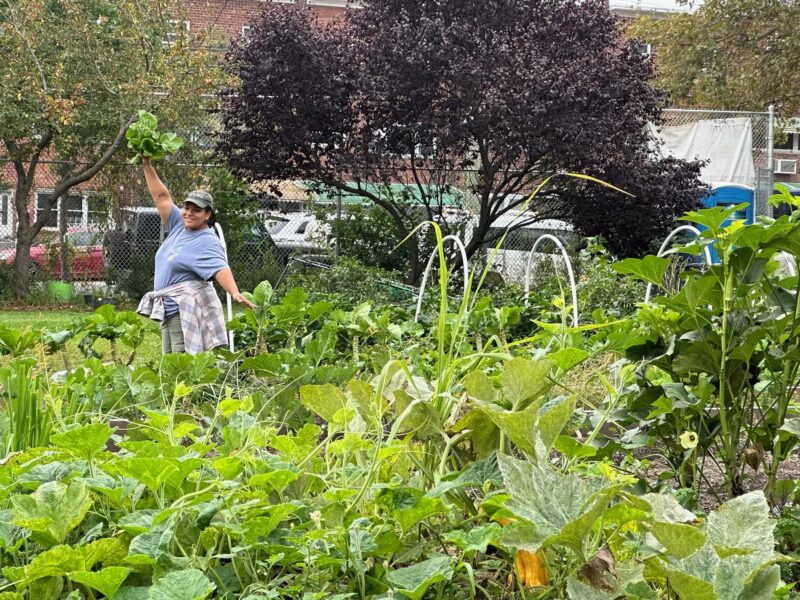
[[0, 592, 25, 599], [69, 566, 130, 598], [243, 503, 297, 543], [248, 469, 299, 492], [0, 509, 26, 552], [538, 396, 577, 453], [127, 519, 176, 567], [667, 567, 717, 600], [426, 453, 502, 497], [27, 577, 62, 600], [739, 565, 782, 600], [386, 556, 453, 600], [11, 481, 92, 545], [554, 435, 597, 459], [50, 423, 113, 460], [501, 358, 552, 408], [107, 457, 179, 492], [393, 388, 441, 440], [548, 347, 589, 372], [641, 493, 697, 523], [679, 204, 749, 233], [116, 587, 151, 600], [118, 510, 156, 535], [651, 522, 706, 559], [148, 569, 215, 600], [376, 488, 445, 533], [464, 371, 495, 403], [474, 399, 539, 457], [707, 491, 773, 558], [253, 280, 273, 306], [4, 538, 125, 590], [566, 576, 612, 599], [300, 383, 349, 424], [443, 523, 502, 554], [498, 455, 613, 555], [612, 255, 672, 287], [452, 409, 500, 458]]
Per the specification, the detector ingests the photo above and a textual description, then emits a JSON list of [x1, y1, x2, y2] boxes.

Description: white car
[[263, 212, 331, 256], [473, 211, 577, 285]]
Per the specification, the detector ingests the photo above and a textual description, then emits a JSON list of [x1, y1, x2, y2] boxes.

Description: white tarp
[[650, 117, 756, 186]]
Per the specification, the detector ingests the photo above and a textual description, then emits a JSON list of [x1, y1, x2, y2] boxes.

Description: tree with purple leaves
[[217, 0, 705, 282]]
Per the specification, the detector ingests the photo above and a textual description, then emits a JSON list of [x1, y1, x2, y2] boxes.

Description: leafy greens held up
[[125, 110, 184, 164]]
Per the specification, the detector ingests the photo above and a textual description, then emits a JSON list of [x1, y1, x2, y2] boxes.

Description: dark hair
[[207, 210, 217, 229]]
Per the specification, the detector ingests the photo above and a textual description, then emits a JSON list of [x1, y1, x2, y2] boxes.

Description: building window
[[242, 25, 252, 43], [36, 191, 105, 229], [776, 132, 799, 152], [36, 193, 59, 228], [87, 194, 112, 227], [163, 19, 190, 48], [0, 191, 9, 228]]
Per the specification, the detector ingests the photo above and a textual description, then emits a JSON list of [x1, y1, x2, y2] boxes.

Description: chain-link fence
[[660, 108, 774, 216], [0, 106, 777, 300]]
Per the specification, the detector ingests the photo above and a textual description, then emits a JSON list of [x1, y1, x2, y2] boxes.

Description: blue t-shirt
[[154, 206, 228, 317]]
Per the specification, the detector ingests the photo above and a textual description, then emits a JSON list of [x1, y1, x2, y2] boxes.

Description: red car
[[0, 228, 106, 280]]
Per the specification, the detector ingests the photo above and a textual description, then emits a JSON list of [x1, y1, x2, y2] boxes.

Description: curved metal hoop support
[[523, 234, 579, 327], [414, 235, 469, 323], [644, 224, 713, 303], [214, 223, 235, 352]]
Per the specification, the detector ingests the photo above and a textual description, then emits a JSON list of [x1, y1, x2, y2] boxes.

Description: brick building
[[182, 0, 350, 42]]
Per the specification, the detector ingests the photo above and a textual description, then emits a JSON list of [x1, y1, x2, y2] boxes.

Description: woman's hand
[[231, 291, 256, 309]]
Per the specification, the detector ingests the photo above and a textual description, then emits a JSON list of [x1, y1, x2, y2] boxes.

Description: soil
[[636, 446, 800, 513]]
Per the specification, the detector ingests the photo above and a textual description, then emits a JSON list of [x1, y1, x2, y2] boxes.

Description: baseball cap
[[185, 190, 214, 212]]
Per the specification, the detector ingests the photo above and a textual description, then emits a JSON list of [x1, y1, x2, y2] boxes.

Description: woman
[[136, 158, 255, 354]]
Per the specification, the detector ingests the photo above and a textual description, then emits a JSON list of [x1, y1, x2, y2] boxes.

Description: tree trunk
[[11, 172, 34, 298], [58, 198, 72, 282], [11, 232, 33, 296]]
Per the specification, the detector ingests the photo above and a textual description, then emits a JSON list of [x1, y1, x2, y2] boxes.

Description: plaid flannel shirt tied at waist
[[137, 280, 228, 354]]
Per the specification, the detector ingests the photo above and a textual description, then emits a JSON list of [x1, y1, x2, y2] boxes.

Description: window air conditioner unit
[[775, 159, 798, 175]]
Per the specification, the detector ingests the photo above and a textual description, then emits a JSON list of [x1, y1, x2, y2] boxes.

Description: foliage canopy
[[218, 0, 704, 277]]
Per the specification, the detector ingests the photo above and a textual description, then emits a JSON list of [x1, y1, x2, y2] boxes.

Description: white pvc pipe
[[644, 224, 713, 303], [523, 234, 579, 326], [414, 234, 469, 322], [213, 223, 235, 352]]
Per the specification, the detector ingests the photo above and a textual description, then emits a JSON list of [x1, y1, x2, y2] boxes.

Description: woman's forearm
[[214, 268, 241, 296], [142, 158, 174, 223], [214, 268, 256, 308]]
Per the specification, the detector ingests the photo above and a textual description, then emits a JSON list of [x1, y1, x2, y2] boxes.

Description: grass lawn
[[1, 307, 162, 371]]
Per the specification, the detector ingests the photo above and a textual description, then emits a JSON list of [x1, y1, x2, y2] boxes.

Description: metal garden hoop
[[523, 234, 579, 326], [414, 235, 469, 323], [644, 225, 713, 303], [213, 223, 235, 352]]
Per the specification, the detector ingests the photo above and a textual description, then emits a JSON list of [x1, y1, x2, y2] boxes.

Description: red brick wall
[[182, 0, 348, 42]]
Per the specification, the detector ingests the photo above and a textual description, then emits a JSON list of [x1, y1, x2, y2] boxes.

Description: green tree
[[0, 0, 225, 296], [629, 0, 800, 112]]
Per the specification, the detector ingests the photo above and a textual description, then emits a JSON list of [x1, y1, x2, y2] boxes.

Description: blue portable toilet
[[700, 183, 755, 263]]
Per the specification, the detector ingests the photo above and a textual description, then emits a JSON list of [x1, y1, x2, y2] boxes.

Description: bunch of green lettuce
[[125, 110, 184, 164]]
